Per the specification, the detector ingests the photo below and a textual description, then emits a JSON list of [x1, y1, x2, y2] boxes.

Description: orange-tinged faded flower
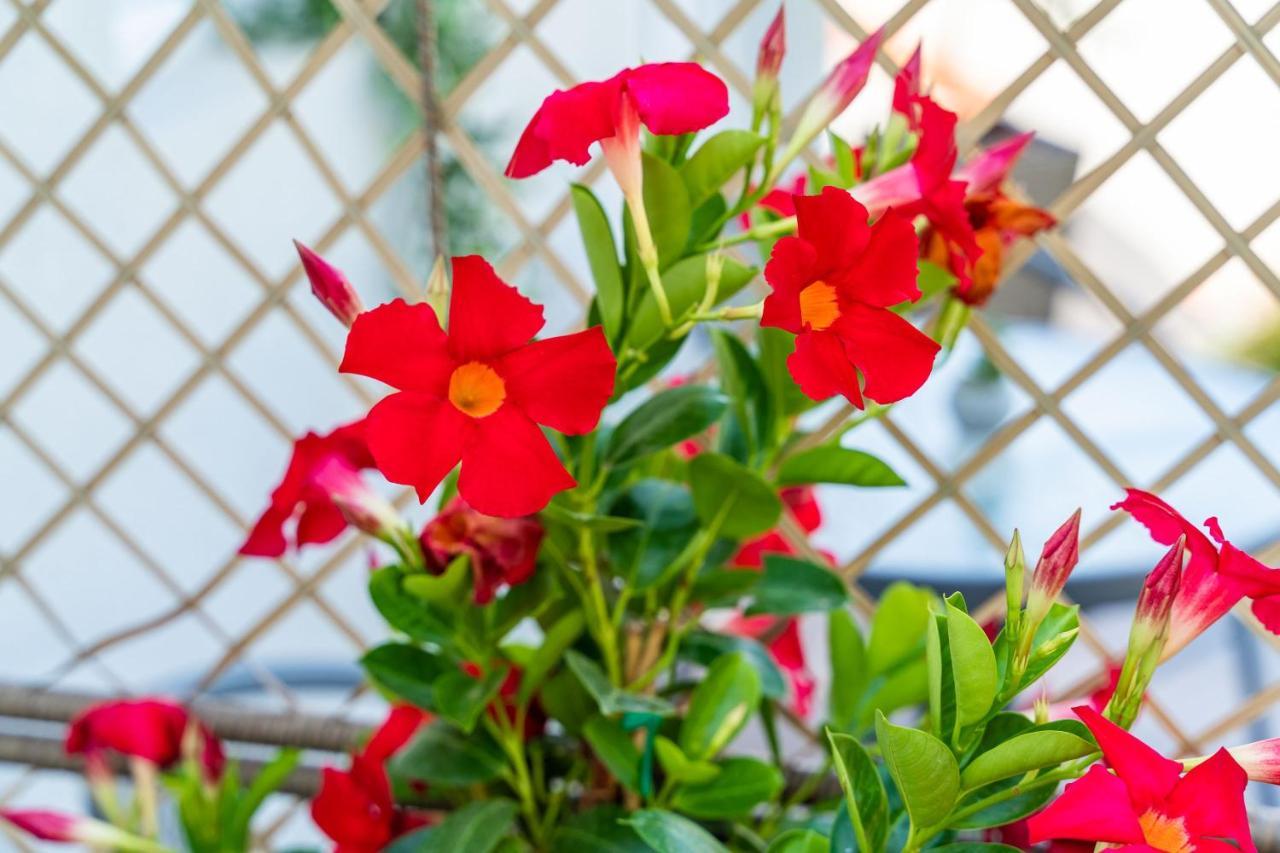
[[1027, 706, 1255, 853], [420, 497, 544, 604]]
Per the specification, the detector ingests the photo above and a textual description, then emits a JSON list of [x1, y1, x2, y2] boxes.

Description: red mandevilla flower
[[312, 706, 432, 853], [340, 257, 616, 517], [66, 698, 224, 782], [420, 496, 544, 604], [241, 420, 376, 557], [1027, 706, 1255, 852], [761, 185, 940, 408]]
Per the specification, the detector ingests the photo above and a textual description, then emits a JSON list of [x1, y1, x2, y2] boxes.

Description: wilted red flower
[[420, 497, 544, 604], [241, 420, 377, 557], [341, 257, 615, 517], [1027, 706, 1254, 853], [504, 63, 728, 181], [294, 240, 364, 328], [1111, 489, 1256, 659], [312, 706, 431, 853], [66, 698, 224, 782], [761, 186, 939, 407]]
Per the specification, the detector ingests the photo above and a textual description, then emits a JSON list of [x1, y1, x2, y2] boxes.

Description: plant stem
[[694, 215, 796, 253]]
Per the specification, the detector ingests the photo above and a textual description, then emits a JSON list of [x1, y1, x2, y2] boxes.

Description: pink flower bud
[[788, 28, 884, 154], [0, 809, 142, 848], [1225, 737, 1280, 784], [294, 240, 364, 328], [1026, 508, 1082, 621], [756, 6, 786, 83], [1134, 536, 1184, 636], [955, 132, 1034, 196], [310, 456, 402, 541]]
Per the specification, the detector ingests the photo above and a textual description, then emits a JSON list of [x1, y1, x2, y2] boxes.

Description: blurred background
[[1, 0, 1279, 846]]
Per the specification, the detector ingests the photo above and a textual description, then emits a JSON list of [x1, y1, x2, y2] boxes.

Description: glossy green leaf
[[931, 845, 1021, 852], [626, 254, 757, 351], [679, 130, 763, 208], [680, 631, 786, 700], [867, 582, 932, 675], [777, 446, 906, 488], [830, 131, 857, 186], [653, 736, 720, 785], [416, 799, 516, 853], [948, 778, 1057, 830], [828, 608, 867, 728], [551, 806, 650, 852], [917, 260, 957, 303], [566, 650, 676, 717], [402, 554, 469, 605], [539, 667, 595, 735], [679, 652, 761, 759], [609, 479, 699, 590], [961, 723, 1095, 790], [606, 385, 728, 466], [747, 554, 848, 616], [767, 829, 830, 853], [389, 721, 504, 786], [875, 712, 960, 830], [517, 611, 585, 705], [688, 568, 761, 607], [628, 809, 728, 853], [641, 152, 691, 269], [926, 611, 956, 742], [360, 643, 445, 710], [828, 732, 888, 853], [571, 183, 625, 342], [946, 603, 998, 728], [670, 757, 782, 818], [584, 716, 643, 792], [688, 452, 782, 538], [368, 567, 451, 645], [860, 657, 930, 728], [433, 668, 505, 733], [710, 328, 772, 460]]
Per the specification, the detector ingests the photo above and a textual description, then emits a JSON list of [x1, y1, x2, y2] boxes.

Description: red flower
[[420, 497, 544, 604], [295, 240, 364, 328], [891, 44, 924, 120], [1111, 489, 1255, 659], [1027, 706, 1254, 853], [312, 706, 431, 853], [241, 420, 376, 557], [340, 257, 616, 517], [1203, 517, 1280, 634], [761, 186, 939, 408], [504, 63, 728, 180], [66, 698, 224, 782]]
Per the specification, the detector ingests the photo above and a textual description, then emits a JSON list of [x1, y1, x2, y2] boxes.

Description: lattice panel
[[1, 0, 1280, 845]]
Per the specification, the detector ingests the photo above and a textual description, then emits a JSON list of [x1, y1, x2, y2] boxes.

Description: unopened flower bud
[[0, 809, 162, 851], [294, 240, 364, 328], [1106, 537, 1185, 727], [1025, 508, 1082, 628], [1004, 528, 1025, 643], [752, 6, 786, 127], [424, 254, 450, 324], [310, 457, 403, 543], [1219, 737, 1280, 784]]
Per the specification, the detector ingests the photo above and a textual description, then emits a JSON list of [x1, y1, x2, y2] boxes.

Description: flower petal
[[365, 392, 470, 502], [239, 505, 292, 557], [496, 327, 616, 435], [837, 209, 920, 308], [458, 406, 576, 517], [1025, 764, 1144, 845], [504, 77, 622, 178], [786, 329, 864, 407], [1168, 748, 1254, 853], [956, 132, 1034, 195], [1074, 706, 1182, 808], [762, 236, 819, 334], [363, 706, 429, 764], [340, 299, 453, 394], [624, 63, 729, 136], [295, 500, 347, 547], [835, 303, 939, 404], [793, 187, 872, 273], [1252, 595, 1280, 634], [448, 256, 545, 362]]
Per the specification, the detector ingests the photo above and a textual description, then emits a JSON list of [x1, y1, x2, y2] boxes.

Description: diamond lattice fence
[[2, 0, 1280, 846]]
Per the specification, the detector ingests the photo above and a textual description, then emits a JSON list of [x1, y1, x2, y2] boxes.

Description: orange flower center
[[448, 361, 506, 418], [798, 280, 839, 330], [1138, 810, 1193, 853]]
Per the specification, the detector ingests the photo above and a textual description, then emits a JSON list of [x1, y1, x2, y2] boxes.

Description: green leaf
[[653, 736, 720, 785], [552, 806, 650, 852], [710, 329, 773, 461], [931, 845, 1021, 852], [916, 260, 957, 303], [540, 667, 595, 735], [402, 554, 470, 605], [670, 757, 782, 818], [688, 452, 782, 538], [1023, 602, 1080, 686], [867, 582, 932, 675], [945, 602, 998, 728], [518, 611, 585, 705], [679, 130, 764, 209], [830, 131, 857, 186], [606, 385, 728, 466], [777, 446, 906, 488], [747, 554, 849, 616], [680, 630, 786, 700], [369, 567, 451, 645], [609, 479, 699, 590], [571, 184, 626, 343], [628, 809, 729, 853], [227, 748, 299, 847], [961, 723, 1095, 790], [361, 643, 446, 710], [948, 778, 1057, 830], [416, 799, 517, 853], [390, 721, 504, 786], [926, 611, 956, 742], [565, 650, 676, 717], [626, 254, 757, 351], [433, 667, 505, 733], [859, 657, 930, 729], [767, 829, 830, 853], [828, 609, 867, 728], [679, 652, 761, 760], [827, 732, 888, 853], [584, 716, 643, 792], [875, 711, 960, 830], [641, 152, 692, 269], [688, 568, 760, 607]]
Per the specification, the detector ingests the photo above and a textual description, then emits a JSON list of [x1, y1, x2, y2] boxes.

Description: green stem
[[694, 215, 796, 253], [684, 299, 764, 324]]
